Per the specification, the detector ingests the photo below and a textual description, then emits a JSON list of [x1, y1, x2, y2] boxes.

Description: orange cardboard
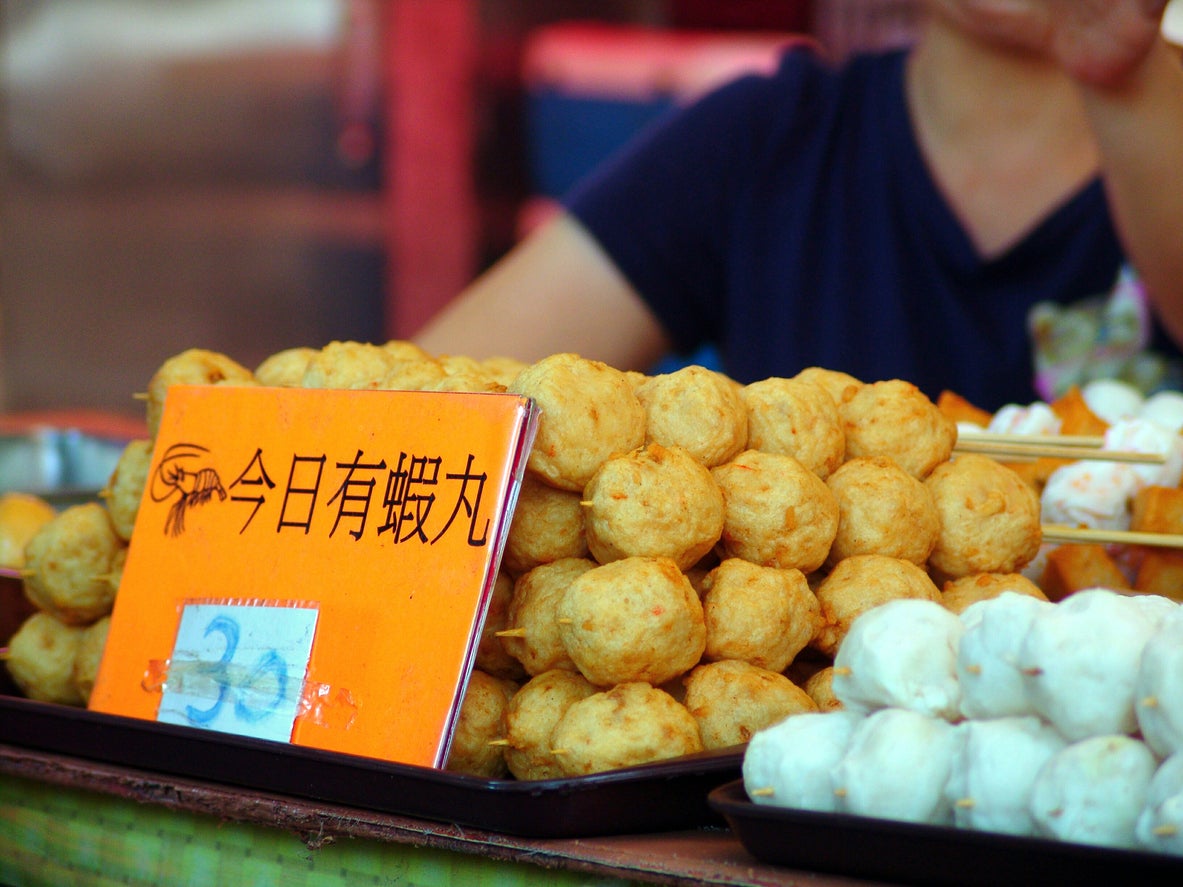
[[89, 384, 538, 767]]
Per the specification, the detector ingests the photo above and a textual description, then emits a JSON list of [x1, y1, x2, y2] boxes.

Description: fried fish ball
[[712, 450, 839, 574], [825, 456, 940, 567], [558, 556, 706, 687], [381, 339, 434, 363], [423, 367, 505, 393], [377, 356, 449, 391], [550, 682, 703, 776], [839, 379, 956, 479], [71, 615, 111, 704], [146, 348, 255, 437], [803, 667, 843, 711], [480, 355, 530, 388], [811, 554, 943, 658], [5, 610, 86, 705], [502, 472, 588, 575], [509, 353, 646, 492], [475, 571, 526, 682], [700, 558, 821, 672], [926, 453, 1042, 580], [445, 669, 518, 778], [23, 502, 123, 625], [300, 340, 394, 390], [0, 492, 56, 569], [502, 669, 598, 780], [102, 439, 153, 542], [940, 572, 1047, 615], [741, 377, 845, 479], [502, 558, 596, 676], [792, 366, 863, 406], [683, 659, 817, 750], [253, 346, 317, 387], [583, 444, 724, 570], [635, 365, 748, 467]]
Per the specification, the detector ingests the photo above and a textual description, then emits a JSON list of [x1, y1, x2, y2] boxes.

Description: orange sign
[[89, 384, 538, 768]]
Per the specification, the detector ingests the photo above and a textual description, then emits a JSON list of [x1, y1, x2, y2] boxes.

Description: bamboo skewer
[[1041, 524, 1183, 549], [955, 436, 1165, 464]]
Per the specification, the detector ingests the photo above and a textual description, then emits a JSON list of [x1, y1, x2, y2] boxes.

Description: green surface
[[0, 774, 632, 887]]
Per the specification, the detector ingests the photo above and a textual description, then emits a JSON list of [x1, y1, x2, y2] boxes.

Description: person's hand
[[931, 0, 1169, 86]]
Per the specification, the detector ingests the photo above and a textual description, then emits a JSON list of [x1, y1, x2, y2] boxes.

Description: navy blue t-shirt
[[564, 48, 1141, 411]]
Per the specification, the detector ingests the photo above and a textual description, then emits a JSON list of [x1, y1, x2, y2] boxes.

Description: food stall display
[[3, 339, 1183, 884]]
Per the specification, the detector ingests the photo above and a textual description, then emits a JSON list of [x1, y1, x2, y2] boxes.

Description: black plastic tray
[[0, 691, 741, 838], [708, 779, 1183, 886]]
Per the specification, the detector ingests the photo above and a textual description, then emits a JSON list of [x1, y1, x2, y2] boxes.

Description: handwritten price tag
[[157, 603, 319, 743]]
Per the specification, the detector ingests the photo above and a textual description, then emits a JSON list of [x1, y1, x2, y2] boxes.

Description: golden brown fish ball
[[376, 357, 449, 391], [253, 346, 317, 387], [5, 610, 86, 705], [502, 668, 598, 780], [925, 453, 1042, 581], [445, 669, 518, 778], [502, 558, 596, 676], [23, 503, 123, 625], [683, 659, 818, 749], [636, 365, 748, 467], [811, 554, 943, 657], [146, 348, 255, 437], [792, 366, 864, 406], [825, 455, 940, 567], [583, 443, 724, 571], [509, 353, 646, 492], [700, 558, 821, 672], [940, 572, 1048, 615], [424, 368, 506, 393], [502, 472, 588, 575], [0, 492, 56, 569], [557, 556, 706, 687], [480, 355, 530, 388], [381, 339, 434, 363], [102, 439, 153, 542], [712, 450, 839, 573], [475, 571, 526, 681], [741, 377, 845, 478], [839, 379, 956, 478], [72, 615, 111, 704], [550, 682, 703, 776], [804, 666, 844, 711], [300, 340, 394, 390]]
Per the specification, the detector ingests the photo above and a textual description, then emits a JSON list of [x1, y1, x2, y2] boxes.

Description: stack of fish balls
[[742, 589, 1183, 856], [4, 341, 1059, 784]]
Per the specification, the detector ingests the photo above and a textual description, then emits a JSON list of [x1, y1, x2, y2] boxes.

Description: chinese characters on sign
[[150, 441, 492, 546]]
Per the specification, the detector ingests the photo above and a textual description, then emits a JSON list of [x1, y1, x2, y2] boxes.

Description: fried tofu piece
[[1133, 551, 1183, 602], [1050, 385, 1110, 437], [1132, 485, 1183, 535], [937, 390, 992, 427], [1039, 543, 1129, 602]]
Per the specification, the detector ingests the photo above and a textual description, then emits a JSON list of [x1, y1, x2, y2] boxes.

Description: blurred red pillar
[[382, 0, 480, 340]]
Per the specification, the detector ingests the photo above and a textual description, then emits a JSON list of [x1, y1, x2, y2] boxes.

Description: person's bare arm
[[1080, 35, 1183, 344], [414, 211, 673, 370], [931, 0, 1183, 339]]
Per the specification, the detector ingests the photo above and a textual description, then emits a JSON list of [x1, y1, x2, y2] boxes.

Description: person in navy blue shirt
[[416, 0, 1183, 411]]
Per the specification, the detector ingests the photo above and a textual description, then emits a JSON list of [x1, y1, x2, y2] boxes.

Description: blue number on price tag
[[157, 603, 319, 743]]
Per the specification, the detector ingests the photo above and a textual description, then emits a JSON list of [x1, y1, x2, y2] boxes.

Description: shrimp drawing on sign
[[151, 442, 228, 536]]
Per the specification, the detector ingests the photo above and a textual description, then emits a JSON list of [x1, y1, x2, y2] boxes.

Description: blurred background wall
[[0, 0, 920, 418]]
